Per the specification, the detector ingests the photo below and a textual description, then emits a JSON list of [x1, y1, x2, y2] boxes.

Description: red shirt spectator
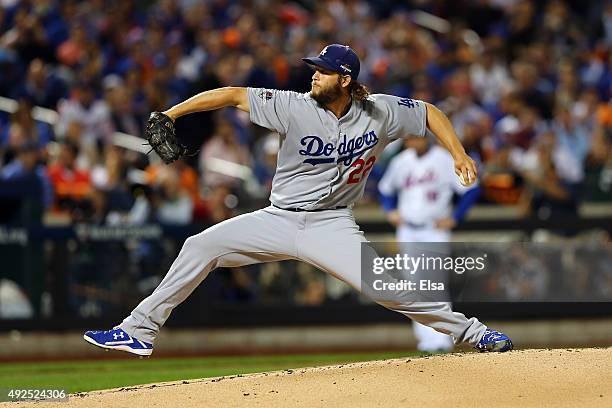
[[47, 141, 91, 211]]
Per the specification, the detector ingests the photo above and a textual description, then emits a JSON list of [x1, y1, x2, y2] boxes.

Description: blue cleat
[[475, 328, 513, 352], [83, 328, 153, 356]]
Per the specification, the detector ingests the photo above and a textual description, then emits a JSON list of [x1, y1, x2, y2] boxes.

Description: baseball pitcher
[[84, 44, 512, 356]]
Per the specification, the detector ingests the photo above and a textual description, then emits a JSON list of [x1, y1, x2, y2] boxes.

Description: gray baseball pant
[[119, 206, 486, 345]]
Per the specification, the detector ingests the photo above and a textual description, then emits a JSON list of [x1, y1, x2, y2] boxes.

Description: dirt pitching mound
[[18, 348, 612, 408]]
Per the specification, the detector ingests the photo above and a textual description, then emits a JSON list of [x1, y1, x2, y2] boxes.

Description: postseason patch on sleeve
[[258, 89, 273, 103]]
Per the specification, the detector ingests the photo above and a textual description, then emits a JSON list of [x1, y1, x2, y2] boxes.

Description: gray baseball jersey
[[117, 88, 487, 349], [247, 88, 427, 209]]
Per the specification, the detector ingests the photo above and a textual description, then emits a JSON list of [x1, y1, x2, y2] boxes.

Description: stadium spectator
[[90, 145, 133, 221], [511, 105, 546, 150], [551, 104, 592, 168], [572, 88, 601, 132], [56, 81, 111, 146], [513, 131, 582, 219], [511, 60, 553, 119], [0, 5, 53, 64], [1, 140, 53, 209], [144, 159, 199, 202], [102, 75, 141, 138], [199, 116, 251, 190], [154, 166, 193, 225], [469, 45, 513, 110], [0, 96, 53, 151], [47, 140, 92, 215], [14, 59, 67, 109], [252, 132, 280, 194], [441, 69, 489, 140]]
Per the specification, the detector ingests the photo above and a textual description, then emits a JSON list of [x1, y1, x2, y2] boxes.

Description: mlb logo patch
[[258, 90, 273, 103]]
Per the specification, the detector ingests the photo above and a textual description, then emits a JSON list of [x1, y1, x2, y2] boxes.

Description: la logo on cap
[[320, 46, 328, 56]]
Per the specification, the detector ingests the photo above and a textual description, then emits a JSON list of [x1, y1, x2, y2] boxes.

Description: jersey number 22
[[347, 157, 376, 184]]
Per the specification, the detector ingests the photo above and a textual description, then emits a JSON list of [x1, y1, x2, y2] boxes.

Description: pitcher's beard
[[311, 81, 343, 105]]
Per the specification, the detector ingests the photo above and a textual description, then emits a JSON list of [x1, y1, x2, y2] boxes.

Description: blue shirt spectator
[[1, 141, 53, 209]]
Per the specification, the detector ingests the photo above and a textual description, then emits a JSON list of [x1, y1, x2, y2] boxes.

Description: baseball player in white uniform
[[84, 44, 512, 356], [378, 135, 481, 352]]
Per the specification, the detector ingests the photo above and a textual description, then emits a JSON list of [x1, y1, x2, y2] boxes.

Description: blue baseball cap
[[302, 44, 360, 80]]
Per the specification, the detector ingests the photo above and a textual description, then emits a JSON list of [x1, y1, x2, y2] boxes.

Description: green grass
[[0, 351, 423, 393]]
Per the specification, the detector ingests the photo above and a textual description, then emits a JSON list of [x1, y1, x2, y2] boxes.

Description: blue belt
[[272, 204, 348, 212]]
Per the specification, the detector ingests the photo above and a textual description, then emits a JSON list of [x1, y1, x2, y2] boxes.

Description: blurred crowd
[[0, 0, 611, 314], [0, 0, 610, 227], [476, 239, 612, 301]]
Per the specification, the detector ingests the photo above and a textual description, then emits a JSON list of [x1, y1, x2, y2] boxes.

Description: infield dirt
[[7, 348, 612, 408]]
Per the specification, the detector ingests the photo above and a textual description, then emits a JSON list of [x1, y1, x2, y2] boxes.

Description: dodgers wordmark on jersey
[[379, 145, 476, 225], [247, 88, 427, 209]]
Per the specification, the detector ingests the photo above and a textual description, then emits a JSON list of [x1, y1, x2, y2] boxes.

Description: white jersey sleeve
[[373, 94, 427, 140], [247, 88, 297, 135]]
